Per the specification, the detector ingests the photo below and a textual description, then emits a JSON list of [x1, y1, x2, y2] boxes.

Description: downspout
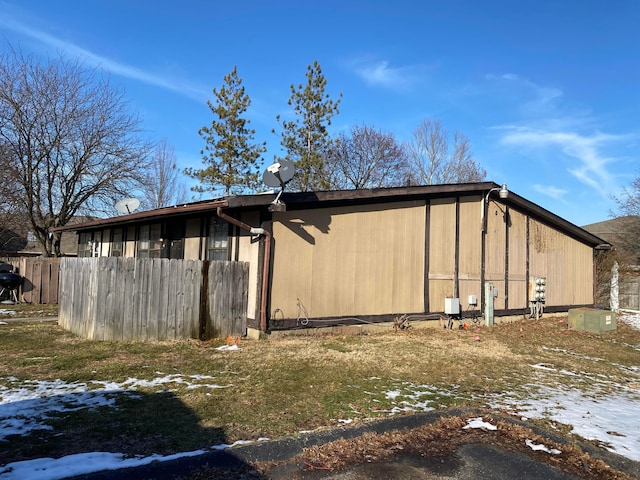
[[216, 207, 271, 333]]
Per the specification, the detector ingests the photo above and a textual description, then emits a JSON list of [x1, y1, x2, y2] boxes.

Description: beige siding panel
[[509, 277, 528, 310], [125, 226, 136, 257], [428, 198, 457, 309], [184, 218, 202, 260], [485, 200, 507, 278], [485, 199, 507, 309], [428, 198, 456, 277], [459, 279, 480, 310], [458, 196, 482, 306], [237, 211, 261, 320], [271, 201, 425, 319], [529, 219, 593, 306], [491, 280, 506, 310], [100, 229, 111, 257], [429, 280, 453, 311], [271, 212, 314, 319], [508, 210, 528, 309]]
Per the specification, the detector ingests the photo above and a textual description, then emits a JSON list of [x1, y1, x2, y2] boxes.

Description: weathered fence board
[[208, 261, 249, 338], [0, 257, 60, 304], [59, 257, 248, 341]]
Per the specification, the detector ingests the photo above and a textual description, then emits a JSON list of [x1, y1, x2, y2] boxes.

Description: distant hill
[[582, 216, 640, 247]]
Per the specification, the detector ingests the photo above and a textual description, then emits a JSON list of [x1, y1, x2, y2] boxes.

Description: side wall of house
[[428, 198, 457, 307], [485, 197, 507, 310], [529, 218, 593, 306], [457, 196, 483, 310], [270, 201, 426, 319], [72, 194, 595, 324], [270, 196, 595, 321], [507, 209, 528, 310]]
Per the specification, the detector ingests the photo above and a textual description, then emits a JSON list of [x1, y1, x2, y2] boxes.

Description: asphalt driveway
[[70, 409, 640, 480]]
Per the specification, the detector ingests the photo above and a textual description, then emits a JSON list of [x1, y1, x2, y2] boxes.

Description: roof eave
[[52, 199, 229, 232], [53, 183, 610, 248]]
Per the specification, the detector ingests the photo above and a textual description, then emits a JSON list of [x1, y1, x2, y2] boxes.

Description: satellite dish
[[115, 197, 140, 214], [262, 160, 295, 188], [262, 160, 295, 212]]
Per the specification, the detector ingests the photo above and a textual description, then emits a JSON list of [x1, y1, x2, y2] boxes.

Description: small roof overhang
[[52, 198, 228, 232]]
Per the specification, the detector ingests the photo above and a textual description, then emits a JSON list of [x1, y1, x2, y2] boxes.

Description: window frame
[[207, 217, 230, 261], [110, 228, 124, 257], [136, 223, 163, 258]]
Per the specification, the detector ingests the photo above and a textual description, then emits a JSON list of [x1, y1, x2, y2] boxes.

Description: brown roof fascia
[[230, 183, 608, 247], [226, 182, 493, 208], [52, 183, 610, 248], [499, 190, 610, 249], [52, 199, 228, 232]]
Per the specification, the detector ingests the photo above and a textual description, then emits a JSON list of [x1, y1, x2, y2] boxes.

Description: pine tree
[[187, 67, 265, 195], [275, 61, 342, 192]]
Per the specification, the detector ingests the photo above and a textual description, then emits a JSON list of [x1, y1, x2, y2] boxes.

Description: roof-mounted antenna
[[262, 160, 295, 211]]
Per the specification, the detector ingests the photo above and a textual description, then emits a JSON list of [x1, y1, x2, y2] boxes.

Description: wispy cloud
[[0, 14, 208, 100], [348, 57, 428, 91], [485, 73, 563, 117], [498, 126, 629, 196], [485, 72, 636, 199], [532, 183, 567, 200]]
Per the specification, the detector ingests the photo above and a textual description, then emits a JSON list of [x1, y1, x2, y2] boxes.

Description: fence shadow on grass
[[0, 388, 267, 479]]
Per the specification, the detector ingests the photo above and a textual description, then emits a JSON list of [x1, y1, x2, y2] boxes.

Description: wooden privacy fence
[[58, 257, 249, 341], [0, 257, 60, 304], [208, 260, 249, 338]]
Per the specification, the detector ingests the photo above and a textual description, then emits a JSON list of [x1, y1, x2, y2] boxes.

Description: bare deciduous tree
[[325, 124, 408, 189], [406, 119, 486, 185], [0, 46, 151, 256], [140, 139, 188, 210], [0, 146, 26, 255], [611, 173, 640, 266]]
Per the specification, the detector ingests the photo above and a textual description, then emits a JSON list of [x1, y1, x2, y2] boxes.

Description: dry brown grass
[[1, 314, 639, 478]]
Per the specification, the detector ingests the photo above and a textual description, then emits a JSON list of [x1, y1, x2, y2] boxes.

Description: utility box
[[568, 308, 617, 333], [445, 297, 460, 315]]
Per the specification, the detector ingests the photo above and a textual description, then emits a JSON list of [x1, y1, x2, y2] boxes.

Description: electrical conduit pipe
[[216, 207, 270, 332]]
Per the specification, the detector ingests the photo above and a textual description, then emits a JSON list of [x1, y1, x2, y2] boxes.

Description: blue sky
[[1, 0, 638, 227]]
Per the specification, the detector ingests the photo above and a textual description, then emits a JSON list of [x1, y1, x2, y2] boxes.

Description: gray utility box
[[568, 308, 616, 333]]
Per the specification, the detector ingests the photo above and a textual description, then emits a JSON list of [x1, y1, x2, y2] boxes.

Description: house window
[[207, 218, 229, 261], [78, 232, 101, 257], [110, 228, 124, 257], [137, 223, 162, 258], [165, 220, 185, 259]]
